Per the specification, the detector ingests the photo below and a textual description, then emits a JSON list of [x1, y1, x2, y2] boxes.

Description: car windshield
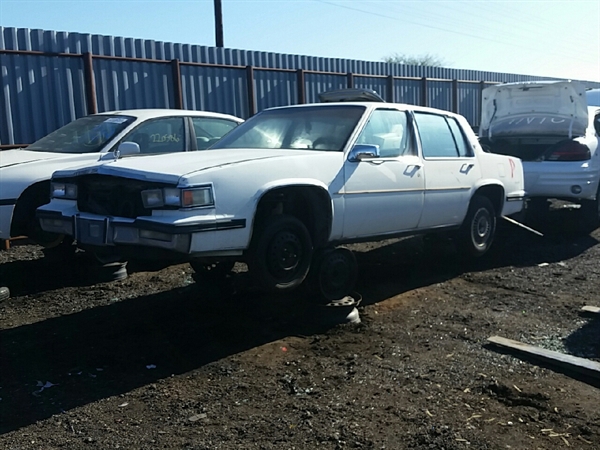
[[211, 105, 365, 152], [26, 115, 135, 154]]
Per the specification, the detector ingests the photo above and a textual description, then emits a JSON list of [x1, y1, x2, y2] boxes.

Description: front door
[[342, 109, 425, 239]]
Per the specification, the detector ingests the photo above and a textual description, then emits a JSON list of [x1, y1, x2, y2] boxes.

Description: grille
[[70, 174, 174, 218]]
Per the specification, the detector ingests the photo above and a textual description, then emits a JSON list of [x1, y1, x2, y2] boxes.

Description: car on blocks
[[38, 92, 525, 301]]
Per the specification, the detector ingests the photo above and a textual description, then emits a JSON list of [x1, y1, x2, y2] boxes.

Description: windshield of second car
[[211, 105, 366, 152], [26, 115, 135, 154]]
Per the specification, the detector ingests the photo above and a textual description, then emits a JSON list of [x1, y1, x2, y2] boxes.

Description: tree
[[383, 53, 448, 67]]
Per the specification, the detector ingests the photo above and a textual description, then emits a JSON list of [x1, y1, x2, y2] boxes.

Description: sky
[[1, 0, 599, 82]]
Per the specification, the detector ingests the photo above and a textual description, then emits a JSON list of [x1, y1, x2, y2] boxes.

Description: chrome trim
[[340, 186, 470, 195]]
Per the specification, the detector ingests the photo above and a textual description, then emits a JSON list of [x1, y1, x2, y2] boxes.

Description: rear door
[[413, 112, 481, 228]]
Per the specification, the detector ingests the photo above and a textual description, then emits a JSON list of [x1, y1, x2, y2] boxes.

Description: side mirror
[[99, 141, 141, 161], [117, 141, 141, 156], [347, 144, 380, 162]]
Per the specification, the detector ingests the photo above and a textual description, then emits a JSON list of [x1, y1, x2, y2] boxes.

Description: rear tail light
[[544, 140, 591, 161]]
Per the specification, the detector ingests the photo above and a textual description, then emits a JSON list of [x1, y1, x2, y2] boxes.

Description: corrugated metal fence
[[2, 27, 599, 148]]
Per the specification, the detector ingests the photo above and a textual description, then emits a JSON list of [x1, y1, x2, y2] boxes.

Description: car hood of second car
[[479, 81, 589, 139], [0, 149, 91, 169], [58, 148, 321, 185]]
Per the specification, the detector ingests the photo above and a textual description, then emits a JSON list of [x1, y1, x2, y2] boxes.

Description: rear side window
[[125, 118, 185, 154], [414, 113, 472, 158]]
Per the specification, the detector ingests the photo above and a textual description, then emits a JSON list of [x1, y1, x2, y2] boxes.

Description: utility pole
[[214, 0, 224, 47]]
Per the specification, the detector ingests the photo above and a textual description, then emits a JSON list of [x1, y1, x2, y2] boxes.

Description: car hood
[[55, 149, 318, 185], [480, 81, 588, 139], [0, 149, 94, 168]]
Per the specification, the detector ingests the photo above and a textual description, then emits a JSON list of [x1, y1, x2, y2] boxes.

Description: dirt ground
[[1, 206, 600, 450]]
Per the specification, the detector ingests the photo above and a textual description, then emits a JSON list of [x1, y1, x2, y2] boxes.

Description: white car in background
[[39, 98, 524, 299], [0, 109, 242, 248], [479, 81, 600, 227]]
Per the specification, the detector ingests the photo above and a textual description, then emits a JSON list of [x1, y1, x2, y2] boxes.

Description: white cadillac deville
[[0, 109, 242, 248], [38, 99, 525, 297]]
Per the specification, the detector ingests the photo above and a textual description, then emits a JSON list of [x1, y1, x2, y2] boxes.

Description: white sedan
[[39, 100, 525, 297], [0, 109, 242, 247], [479, 81, 600, 227]]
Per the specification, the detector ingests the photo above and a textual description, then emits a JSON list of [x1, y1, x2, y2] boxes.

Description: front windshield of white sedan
[[26, 115, 135, 154], [211, 105, 366, 152]]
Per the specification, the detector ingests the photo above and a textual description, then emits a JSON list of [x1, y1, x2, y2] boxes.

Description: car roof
[[94, 109, 243, 122], [264, 102, 463, 118]]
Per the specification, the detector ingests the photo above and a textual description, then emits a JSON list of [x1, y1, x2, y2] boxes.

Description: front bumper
[[37, 208, 246, 255], [0, 204, 16, 240]]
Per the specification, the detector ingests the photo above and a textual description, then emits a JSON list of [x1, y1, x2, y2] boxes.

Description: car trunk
[[479, 81, 589, 162]]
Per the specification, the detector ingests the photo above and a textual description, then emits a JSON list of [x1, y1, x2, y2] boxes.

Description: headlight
[[51, 182, 78, 199], [141, 186, 214, 209]]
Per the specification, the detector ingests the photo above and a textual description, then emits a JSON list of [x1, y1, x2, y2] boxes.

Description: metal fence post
[[83, 52, 98, 114], [452, 79, 459, 113], [347, 72, 354, 89], [171, 59, 183, 109], [420, 77, 428, 107], [386, 75, 394, 102], [296, 69, 305, 104], [246, 66, 256, 117]]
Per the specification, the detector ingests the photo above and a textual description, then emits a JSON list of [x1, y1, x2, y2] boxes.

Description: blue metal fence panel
[[427, 79, 453, 111], [93, 58, 173, 112], [0, 52, 86, 145], [353, 76, 388, 102], [180, 65, 248, 118], [395, 79, 423, 106], [304, 73, 347, 104], [456, 82, 485, 127], [2, 26, 600, 146], [254, 69, 297, 112]]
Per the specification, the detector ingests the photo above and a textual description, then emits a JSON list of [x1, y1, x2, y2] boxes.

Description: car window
[[414, 113, 462, 158], [356, 109, 411, 157], [211, 106, 365, 152], [26, 115, 135, 154], [446, 117, 473, 157], [124, 118, 185, 154], [192, 117, 239, 149]]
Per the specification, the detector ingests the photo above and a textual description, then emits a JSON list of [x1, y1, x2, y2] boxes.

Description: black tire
[[306, 247, 357, 303], [458, 195, 496, 258], [579, 187, 600, 233], [248, 214, 313, 292]]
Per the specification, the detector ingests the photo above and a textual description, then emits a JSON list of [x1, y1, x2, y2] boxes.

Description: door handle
[[404, 164, 422, 176], [460, 163, 474, 174]]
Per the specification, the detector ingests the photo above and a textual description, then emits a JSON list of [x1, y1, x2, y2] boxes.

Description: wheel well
[[252, 186, 332, 248], [473, 184, 504, 216], [10, 180, 51, 237]]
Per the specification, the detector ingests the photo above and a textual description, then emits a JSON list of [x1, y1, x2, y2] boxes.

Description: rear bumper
[[523, 161, 599, 200]]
